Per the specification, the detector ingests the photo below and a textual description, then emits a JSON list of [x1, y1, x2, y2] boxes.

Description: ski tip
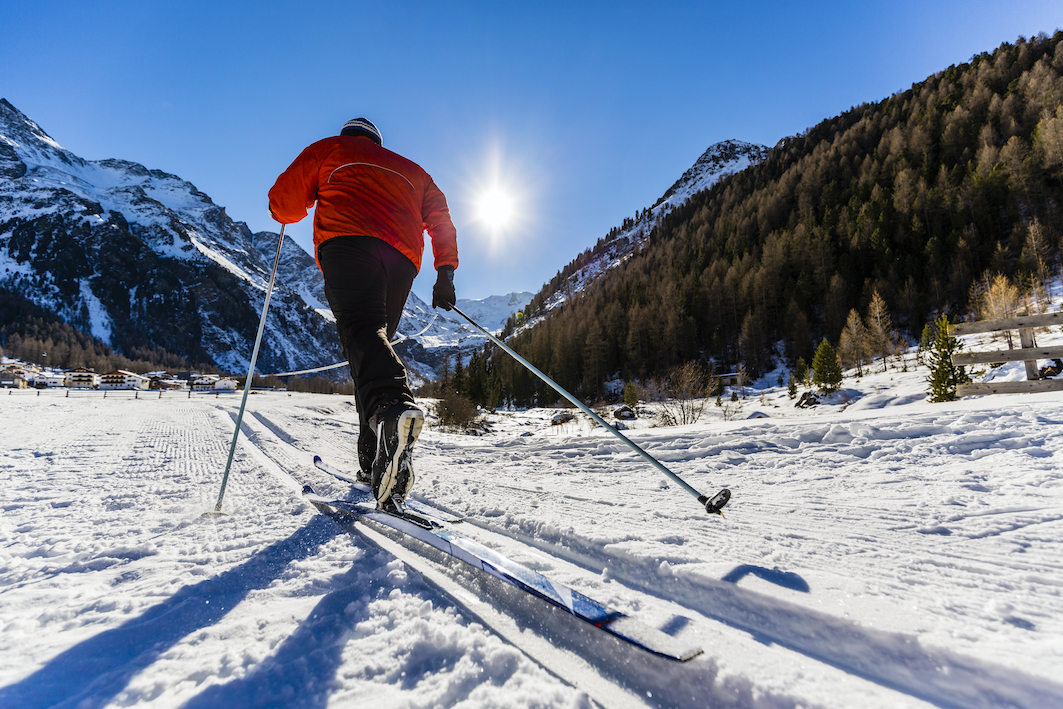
[[313, 454, 322, 464]]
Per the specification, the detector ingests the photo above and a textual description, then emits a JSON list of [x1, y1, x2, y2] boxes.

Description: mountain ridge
[[0, 98, 343, 375]]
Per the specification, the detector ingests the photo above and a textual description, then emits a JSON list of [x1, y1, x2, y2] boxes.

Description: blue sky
[[3, 1, 1062, 304]]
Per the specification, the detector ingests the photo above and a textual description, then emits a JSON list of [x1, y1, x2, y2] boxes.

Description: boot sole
[[376, 409, 423, 502]]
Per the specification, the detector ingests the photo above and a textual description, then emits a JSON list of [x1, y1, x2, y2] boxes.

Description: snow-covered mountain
[[0, 99, 343, 375], [391, 290, 534, 385], [653, 139, 768, 213], [0, 97, 751, 381], [528, 139, 767, 321]]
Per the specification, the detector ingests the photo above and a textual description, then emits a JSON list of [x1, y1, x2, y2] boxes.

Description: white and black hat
[[340, 117, 382, 145]]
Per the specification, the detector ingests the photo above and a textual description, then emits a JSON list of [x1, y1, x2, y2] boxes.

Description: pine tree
[[453, 356, 466, 395], [623, 381, 639, 409], [917, 322, 934, 366], [811, 338, 843, 393], [926, 314, 972, 402], [787, 373, 798, 399]]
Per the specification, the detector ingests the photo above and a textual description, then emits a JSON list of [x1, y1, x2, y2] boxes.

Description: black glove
[[432, 266, 456, 310]]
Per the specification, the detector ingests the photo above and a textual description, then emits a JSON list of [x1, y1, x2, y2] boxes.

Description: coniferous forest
[[464, 33, 1063, 408]]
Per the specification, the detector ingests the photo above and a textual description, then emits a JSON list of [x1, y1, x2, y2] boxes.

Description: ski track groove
[[238, 401, 1063, 709]]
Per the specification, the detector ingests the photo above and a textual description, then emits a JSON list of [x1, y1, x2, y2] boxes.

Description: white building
[[214, 378, 238, 391], [192, 375, 220, 391], [39, 372, 66, 388], [99, 370, 149, 390]]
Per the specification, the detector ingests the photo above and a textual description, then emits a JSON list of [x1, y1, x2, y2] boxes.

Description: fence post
[[1019, 328, 1039, 380]]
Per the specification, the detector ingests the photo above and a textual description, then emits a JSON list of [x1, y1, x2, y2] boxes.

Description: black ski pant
[[318, 236, 417, 473]]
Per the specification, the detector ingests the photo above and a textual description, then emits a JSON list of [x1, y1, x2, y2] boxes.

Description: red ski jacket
[[268, 135, 458, 273]]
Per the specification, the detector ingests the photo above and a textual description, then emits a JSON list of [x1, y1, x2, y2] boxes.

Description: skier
[[268, 117, 458, 509]]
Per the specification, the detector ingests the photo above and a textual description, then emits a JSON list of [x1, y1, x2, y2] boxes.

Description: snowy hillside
[[2, 321, 1062, 708], [0, 99, 344, 375], [533, 140, 767, 319]]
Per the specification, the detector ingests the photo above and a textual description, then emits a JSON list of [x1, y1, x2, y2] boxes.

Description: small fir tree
[[623, 381, 639, 410], [917, 322, 934, 366], [926, 314, 972, 402], [795, 357, 809, 386], [787, 373, 798, 399], [811, 338, 843, 393], [452, 356, 466, 395]]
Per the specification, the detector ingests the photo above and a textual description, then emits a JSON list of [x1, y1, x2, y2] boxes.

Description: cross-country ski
[[301, 471, 703, 662]]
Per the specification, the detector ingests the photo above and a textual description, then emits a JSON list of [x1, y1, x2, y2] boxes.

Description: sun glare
[[476, 188, 514, 230]]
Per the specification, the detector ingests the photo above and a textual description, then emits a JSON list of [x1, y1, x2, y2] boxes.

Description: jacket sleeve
[[268, 143, 325, 224], [423, 178, 458, 271]]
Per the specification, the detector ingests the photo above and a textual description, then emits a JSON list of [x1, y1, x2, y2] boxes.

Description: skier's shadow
[[0, 515, 342, 709], [178, 551, 380, 709]]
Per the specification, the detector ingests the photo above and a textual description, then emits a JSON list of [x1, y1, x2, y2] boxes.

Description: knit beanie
[[340, 117, 382, 145]]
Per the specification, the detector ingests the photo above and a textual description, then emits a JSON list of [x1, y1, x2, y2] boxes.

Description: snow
[[2, 338, 1062, 708], [78, 278, 114, 343]]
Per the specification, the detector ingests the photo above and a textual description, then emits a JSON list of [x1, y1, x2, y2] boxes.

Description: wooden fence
[[949, 312, 1063, 396]]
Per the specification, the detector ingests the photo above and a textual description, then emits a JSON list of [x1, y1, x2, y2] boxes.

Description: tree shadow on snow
[[0, 515, 342, 709]]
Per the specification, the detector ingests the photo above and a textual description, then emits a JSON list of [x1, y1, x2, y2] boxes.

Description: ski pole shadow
[[0, 515, 342, 709], [180, 513, 527, 709], [178, 552, 377, 709], [647, 567, 1063, 709]]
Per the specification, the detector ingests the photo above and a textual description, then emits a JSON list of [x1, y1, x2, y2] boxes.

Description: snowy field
[[2, 351, 1063, 708]]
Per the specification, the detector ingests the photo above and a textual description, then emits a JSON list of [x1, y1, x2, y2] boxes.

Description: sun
[[476, 188, 514, 230]]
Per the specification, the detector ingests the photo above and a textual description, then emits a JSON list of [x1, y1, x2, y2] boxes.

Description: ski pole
[[209, 224, 286, 515], [450, 306, 730, 516]]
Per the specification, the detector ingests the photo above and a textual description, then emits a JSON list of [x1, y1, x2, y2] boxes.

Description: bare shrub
[[433, 389, 486, 433], [642, 362, 715, 427]]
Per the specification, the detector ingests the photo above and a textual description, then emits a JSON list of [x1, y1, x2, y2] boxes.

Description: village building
[[37, 372, 66, 388], [191, 375, 221, 392], [1, 363, 41, 381], [99, 370, 149, 391], [146, 372, 187, 390], [718, 372, 743, 387], [0, 371, 29, 389], [64, 368, 100, 389]]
